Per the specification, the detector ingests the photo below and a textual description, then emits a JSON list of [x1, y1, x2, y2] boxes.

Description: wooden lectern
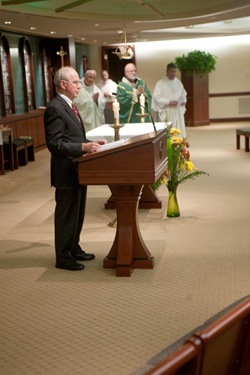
[[104, 185, 162, 209], [78, 129, 167, 276]]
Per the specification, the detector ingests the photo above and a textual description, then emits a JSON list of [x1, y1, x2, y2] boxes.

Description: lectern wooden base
[[138, 185, 162, 209], [104, 185, 162, 209], [103, 184, 155, 276]]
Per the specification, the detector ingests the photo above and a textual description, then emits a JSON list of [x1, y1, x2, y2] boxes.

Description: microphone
[[112, 93, 157, 134]]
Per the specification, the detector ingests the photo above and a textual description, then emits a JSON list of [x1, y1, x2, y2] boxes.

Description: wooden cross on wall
[[56, 46, 67, 67]]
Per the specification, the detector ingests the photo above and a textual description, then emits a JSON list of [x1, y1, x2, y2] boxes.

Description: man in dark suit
[[44, 66, 106, 271]]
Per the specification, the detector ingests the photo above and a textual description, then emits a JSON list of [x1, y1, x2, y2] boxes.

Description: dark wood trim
[[209, 92, 250, 98], [41, 41, 53, 105], [0, 34, 15, 116], [210, 117, 250, 122], [19, 37, 36, 112], [82, 55, 88, 73], [0, 109, 45, 123], [0, 109, 46, 149], [101, 45, 136, 83], [35, 144, 47, 152]]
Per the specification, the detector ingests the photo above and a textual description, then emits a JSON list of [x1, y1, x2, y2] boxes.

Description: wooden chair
[[19, 136, 35, 161], [11, 138, 28, 169], [0, 127, 14, 174], [236, 128, 250, 152], [4, 136, 35, 170], [4, 138, 28, 169]]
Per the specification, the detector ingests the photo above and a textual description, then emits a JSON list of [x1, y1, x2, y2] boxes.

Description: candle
[[140, 93, 145, 113], [112, 98, 120, 123], [140, 93, 145, 121], [140, 93, 145, 107]]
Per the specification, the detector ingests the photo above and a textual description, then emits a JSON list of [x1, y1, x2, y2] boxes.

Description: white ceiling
[[0, 0, 250, 45]]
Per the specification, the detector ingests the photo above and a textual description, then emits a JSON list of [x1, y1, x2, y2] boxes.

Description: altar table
[[86, 122, 165, 143]]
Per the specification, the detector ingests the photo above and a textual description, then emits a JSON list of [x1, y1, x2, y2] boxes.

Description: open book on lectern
[[96, 138, 130, 152]]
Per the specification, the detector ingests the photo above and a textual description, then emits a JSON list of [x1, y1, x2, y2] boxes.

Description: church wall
[[1, 29, 249, 122], [88, 45, 102, 79], [133, 35, 250, 121], [0, 31, 91, 149]]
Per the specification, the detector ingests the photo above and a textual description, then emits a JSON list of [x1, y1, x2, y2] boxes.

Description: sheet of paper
[[97, 138, 129, 152]]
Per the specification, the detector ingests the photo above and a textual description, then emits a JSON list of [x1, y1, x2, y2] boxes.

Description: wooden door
[[101, 46, 136, 84]]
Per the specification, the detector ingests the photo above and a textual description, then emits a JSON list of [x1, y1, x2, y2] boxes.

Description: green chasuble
[[116, 77, 152, 123]]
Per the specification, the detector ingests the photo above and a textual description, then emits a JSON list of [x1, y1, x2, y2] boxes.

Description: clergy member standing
[[74, 69, 106, 132], [116, 63, 152, 124], [152, 63, 187, 137], [97, 70, 117, 104]]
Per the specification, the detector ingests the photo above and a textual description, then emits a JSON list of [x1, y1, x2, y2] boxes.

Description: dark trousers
[[54, 185, 87, 263]]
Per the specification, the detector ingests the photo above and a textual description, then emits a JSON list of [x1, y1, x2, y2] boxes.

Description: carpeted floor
[[1, 123, 250, 375]]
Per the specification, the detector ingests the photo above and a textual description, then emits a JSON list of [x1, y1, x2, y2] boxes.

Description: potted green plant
[[174, 50, 217, 126], [175, 50, 217, 77]]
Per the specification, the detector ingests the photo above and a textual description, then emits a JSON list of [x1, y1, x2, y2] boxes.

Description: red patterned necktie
[[72, 103, 80, 121]]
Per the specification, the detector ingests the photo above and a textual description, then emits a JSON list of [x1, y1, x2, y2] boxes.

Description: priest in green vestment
[[116, 63, 152, 124]]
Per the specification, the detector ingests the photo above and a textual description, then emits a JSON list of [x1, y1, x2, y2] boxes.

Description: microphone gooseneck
[[111, 93, 157, 134]]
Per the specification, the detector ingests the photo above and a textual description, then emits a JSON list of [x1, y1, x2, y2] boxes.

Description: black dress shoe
[[55, 260, 85, 271], [74, 252, 95, 261]]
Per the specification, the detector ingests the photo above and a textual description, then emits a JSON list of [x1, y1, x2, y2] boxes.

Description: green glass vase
[[167, 188, 180, 217]]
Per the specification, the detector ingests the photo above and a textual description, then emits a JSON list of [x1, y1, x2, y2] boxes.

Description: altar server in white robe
[[74, 69, 106, 132], [152, 63, 187, 137], [98, 70, 117, 104]]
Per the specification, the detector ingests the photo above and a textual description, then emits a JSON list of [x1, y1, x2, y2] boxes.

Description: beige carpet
[[1, 123, 250, 375]]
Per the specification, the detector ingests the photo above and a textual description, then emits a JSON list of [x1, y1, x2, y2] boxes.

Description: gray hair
[[84, 69, 97, 77], [54, 66, 76, 87]]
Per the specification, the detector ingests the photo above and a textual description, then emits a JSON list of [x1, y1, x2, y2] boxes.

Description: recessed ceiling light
[[68, 34, 73, 37], [81, 37, 86, 40], [93, 40, 97, 43], [30, 27, 36, 30], [94, 23, 100, 27], [4, 21, 11, 25], [50, 31, 56, 35], [117, 30, 123, 34]]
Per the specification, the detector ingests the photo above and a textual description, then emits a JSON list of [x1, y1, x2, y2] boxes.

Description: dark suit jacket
[[44, 94, 88, 189]]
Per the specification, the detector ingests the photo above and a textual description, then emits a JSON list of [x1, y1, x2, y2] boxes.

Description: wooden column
[[182, 72, 210, 126]]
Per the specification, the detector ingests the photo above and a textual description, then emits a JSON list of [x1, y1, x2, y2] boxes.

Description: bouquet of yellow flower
[[152, 126, 209, 217]]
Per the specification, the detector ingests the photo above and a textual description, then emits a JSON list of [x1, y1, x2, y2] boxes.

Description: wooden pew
[[145, 338, 202, 375], [144, 297, 250, 375], [194, 297, 250, 375]]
